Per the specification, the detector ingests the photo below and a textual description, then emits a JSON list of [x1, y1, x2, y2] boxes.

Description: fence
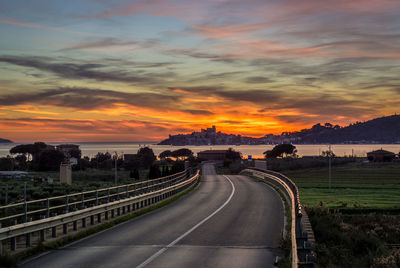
[[0, 168, 199, 254], [240, 167, 315, 268]]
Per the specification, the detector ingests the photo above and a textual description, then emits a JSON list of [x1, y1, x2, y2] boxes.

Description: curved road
[[21, 163, 284, 268]]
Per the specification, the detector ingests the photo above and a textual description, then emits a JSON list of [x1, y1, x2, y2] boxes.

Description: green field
[[0, 168, 150, 205], [282, 162, 400, 210]]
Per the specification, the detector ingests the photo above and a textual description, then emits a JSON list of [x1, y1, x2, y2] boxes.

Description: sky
[[0, 0, 399, 142]]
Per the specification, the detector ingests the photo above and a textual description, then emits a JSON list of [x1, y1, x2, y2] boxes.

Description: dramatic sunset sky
[[0, 0, 399, 142]]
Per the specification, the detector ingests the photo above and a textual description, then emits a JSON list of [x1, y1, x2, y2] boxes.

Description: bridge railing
[[0, 169, 190, 227], [240, 167, 314, 268], [0, 168, 199, 254]]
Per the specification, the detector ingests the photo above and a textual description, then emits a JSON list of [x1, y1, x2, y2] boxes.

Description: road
[[21, 163, 284, 268]]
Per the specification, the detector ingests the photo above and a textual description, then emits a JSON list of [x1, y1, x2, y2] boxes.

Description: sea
[[1, 143, 399, 159]]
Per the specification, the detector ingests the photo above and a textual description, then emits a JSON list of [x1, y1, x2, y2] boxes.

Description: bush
[[306, 207, 394, 267]]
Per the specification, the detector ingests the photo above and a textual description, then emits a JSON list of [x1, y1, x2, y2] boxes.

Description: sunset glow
[[0, 0, 399, 142]]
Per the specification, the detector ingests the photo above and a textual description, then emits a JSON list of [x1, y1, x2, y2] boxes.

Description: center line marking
[[136, 175, 235, 268]]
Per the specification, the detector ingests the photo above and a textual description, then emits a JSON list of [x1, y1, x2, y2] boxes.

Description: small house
[[367, 149, 395, 162]]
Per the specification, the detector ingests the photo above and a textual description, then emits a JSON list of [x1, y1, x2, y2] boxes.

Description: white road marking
[[136, 175, 235, 268]]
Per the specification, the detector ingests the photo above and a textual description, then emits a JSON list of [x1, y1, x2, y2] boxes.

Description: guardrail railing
[[0, 168, 199, 255], [0, 169, 190, 228], [240, 167, 315, 268]]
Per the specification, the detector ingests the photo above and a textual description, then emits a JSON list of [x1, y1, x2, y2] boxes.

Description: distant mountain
[[0, 138, 12, 143], [158, 115, 400, 145], [277, 115, 400, 144]]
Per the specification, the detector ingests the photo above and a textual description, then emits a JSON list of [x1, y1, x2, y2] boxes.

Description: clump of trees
[[158, 148, 194, 160], [4, 144, 200, 183], [8, 142, 75, 171], [264, 144, 297, 159], [223, 148, 242, 168]]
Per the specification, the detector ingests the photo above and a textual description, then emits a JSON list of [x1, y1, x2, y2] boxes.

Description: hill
[[158, 115, 400, 145], [0, 138, 12, 143], [279, 115, 400, 144]]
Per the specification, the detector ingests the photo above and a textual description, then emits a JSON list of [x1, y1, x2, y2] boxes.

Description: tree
[[322, 150, 335, 158], [159, 150, 172, 159], [37, 150, 65, 171], [123, 155, 141, 171], [15, 154, 27, 170], [69, 147, 82, 159], [10, 142, 49, 163], [129, 169, 140, 180], [137, 147, 156, 168], [171, 148, 193, 159], [0, 156, 14, 170], [148, 164, 161, 179], [264, 144, 297, 158], [10, 144, 35, 161], [225, 148, 242, 160], [264, 150, 278, 159], [171, 160, 184, 174]]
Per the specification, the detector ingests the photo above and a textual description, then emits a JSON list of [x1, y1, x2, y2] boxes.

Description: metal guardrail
[[0, 169, 190, 227], [0, 169, 199, 254], [241, 168, 315, 268]]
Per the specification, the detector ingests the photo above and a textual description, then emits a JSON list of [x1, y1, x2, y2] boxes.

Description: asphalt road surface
[[21, 163, 284, 268]]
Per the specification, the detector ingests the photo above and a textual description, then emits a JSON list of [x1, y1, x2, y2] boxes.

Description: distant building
[[367, 149, 396, 162], [197, 150, 227, 161]]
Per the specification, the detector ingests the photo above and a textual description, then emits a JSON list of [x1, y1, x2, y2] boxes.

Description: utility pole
[[114, 152, 118, 185], [328, 145, 332, 190]]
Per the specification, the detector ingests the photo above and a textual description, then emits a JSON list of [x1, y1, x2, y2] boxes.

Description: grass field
[[0, 168, 150, 205], [282, 162, 400, 210]]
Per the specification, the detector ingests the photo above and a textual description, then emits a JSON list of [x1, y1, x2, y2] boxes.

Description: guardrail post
[[96, 190, 99, 206], [52, 226, 57, 238], [90, 215, 94, 225], [105, 210, 109, 220], [73, 220, 77, 231], [23, 182, 27, 223], [40, 229, 45, 241], [117, 187, 120, 200], [66, 195, 70, 213], [26, 233, 31, 247], [81, 193, 85, 209], [107, 189, 110, 203], [63, 223, 68, 234], [46, 198, 50, 218], [111, 209, 114, 218], [126, 185, 129, 198], [10, 237, 16, 251], [82, 217, 86, 228], [97, 213, 101, 223]]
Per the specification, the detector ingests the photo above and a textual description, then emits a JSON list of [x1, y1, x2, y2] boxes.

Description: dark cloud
[[0, 87, 218, 116], [0, 117, 169, 134], [172, 84, 381, 119], [217, 120, 244, 124], [244, 76, 274, 84], [60, 37, 139, 51], [181, 109, 214, 115], [0, 55, 173, 84], [0, 87, 179, 110]]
